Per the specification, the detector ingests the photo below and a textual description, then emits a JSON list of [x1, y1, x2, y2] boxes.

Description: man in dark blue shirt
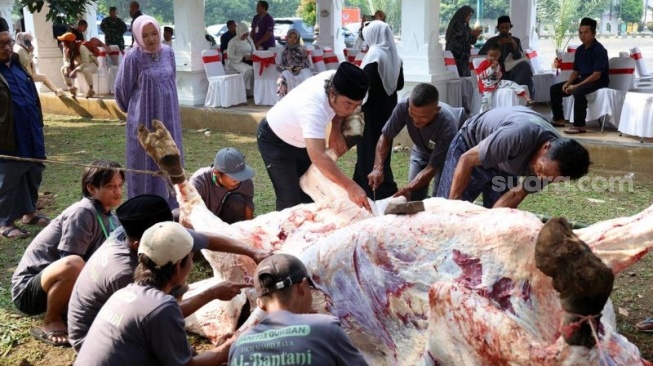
[[220, 20, 237, 65], [550, 17, 609, 134]]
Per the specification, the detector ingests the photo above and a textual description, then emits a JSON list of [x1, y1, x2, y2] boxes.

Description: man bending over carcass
[[228, 254, 369, 365], [437, 106, 590, 208]]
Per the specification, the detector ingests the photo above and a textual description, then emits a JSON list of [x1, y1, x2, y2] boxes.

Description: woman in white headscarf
[[276, 28, 312, 99], [13, 32, 63, 96], [226, 23, 255, 94], [352, 20, 403, 200]]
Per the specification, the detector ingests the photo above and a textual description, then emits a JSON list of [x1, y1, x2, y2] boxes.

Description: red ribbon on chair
[[252, 54, 276, 75], [559, 62, 574, 71], [609, 68, 635, 75], [324, 55, 339, 64], [311, 55, 324, 63], [202, 54, 221, 63], [109, 51, 120, 56], [631, 52, 642, 60], [354, 60, 362, 66], [444, 57, 456, 66], [343, 49, 349, 57], [526, 50, 538, 59], [347, 55, 356, 62], [98, 50, 107, 57], [567, 47, 577, 53]]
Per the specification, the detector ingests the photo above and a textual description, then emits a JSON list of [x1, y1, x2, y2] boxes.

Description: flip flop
[[22, 214, 50, 227], [30, 327, 71, 348], [1, 227, 30, 239], [636, 317, 653, 333], [564, 127, 587, 134]]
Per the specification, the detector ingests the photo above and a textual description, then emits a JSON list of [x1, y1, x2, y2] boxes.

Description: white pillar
[[316, 0, 345, 57], [173, 0, 208, 106], [510, 0, 538, 50], [24, 4, 68, 91], [0, 0, 13, 35], [84, 2, 99, 39], [396, 0, 456, 98]]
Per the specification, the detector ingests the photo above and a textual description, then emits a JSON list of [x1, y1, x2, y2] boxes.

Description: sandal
[[30, 327, 71, 348], [1, 226, 30, 239], [526, 100, 536, 106], [636, 318, 653, 333], [564, 127, 587, 134], [551, 120, 567, 127], [22, 214, 50, 227]]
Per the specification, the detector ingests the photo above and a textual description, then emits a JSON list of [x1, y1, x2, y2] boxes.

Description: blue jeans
[[436, 133, 516, 208]]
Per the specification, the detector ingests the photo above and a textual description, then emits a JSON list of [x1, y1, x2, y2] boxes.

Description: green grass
[[0, 114, 652, 365]]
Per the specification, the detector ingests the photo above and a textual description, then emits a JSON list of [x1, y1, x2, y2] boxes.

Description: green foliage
[[620, 0, 643, 24], [537, 0, 610, 50], [297, 0, 316, 26], [20, 0, 94, 23]]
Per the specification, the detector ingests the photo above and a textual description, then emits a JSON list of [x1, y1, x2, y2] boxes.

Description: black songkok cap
[[497, 15, 512, 27], [332, 62, 369, 101], [0, 17, 9, 33], [116, 194, 173, 239]]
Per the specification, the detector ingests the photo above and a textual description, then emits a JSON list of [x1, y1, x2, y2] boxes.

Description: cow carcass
[[137, 119, 653, 366]]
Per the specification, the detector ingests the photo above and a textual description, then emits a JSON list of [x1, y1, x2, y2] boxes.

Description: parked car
[[274, 17, 314, 45], [341, 27, 356, 47], [207, 23, 227, 38]]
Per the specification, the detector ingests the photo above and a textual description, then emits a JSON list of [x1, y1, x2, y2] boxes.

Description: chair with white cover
[[311, 48, 327, 73], [630, 47, 653, 87], [442, 50, 465, 109], [470, 56, 528, 114], [107, 45, 122, 94], [323, 52, 340, 70], [353, 51, 365, 67], [567, 45, 579, 53], [618, 90, 653, 142], [252, 50, 278, 106], [556, 52, 576, 121], [202, 49, 247, 108], [525, 49, 556, 103], [344, 48, 359, 63], [583, 57, 636, 132]]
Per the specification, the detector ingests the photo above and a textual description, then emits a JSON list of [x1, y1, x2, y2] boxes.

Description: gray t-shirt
[[382, 98, 459, 172], [68, 226, 208, 352], [74, 284, 193, 366], [228, 310, 368, 366], [11, 197, 117, 303], [459, 106, 560, 176], [191, 167, 255, 217]]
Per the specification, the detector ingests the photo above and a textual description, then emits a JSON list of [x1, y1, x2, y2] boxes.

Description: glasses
[[0, 39, 15, 49]]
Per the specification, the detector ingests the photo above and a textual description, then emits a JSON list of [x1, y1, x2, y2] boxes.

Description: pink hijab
[[132, 15, 161, 54]]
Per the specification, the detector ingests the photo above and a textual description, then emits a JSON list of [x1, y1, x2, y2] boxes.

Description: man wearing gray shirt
[[368, 83, 464, 200], [229, 254, 368, 365], [437, 107, 591, 208]]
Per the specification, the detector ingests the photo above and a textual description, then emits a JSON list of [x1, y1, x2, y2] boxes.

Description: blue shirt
[[573, 39, 609, 86], [220, 31, 236, 56], [0, 60, 45, 159]]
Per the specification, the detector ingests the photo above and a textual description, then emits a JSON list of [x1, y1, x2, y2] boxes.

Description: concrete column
[[84, 2, 99, 39], [24, 4, 67, 91], [509, 0, 538, 51], [316, 0, 345, 58], [0, 0, 13, 35], [173, 0, 208, 106], [396, 0, 456, 98]]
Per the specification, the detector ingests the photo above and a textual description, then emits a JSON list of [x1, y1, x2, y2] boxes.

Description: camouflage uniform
[[100, 16, 127, 51]]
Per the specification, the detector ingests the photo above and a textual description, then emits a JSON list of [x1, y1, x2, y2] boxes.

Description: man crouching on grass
[[75, 222, 246, 365]]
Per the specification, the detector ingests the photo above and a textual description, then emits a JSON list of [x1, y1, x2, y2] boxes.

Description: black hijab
[[446, 6, 474, 40]]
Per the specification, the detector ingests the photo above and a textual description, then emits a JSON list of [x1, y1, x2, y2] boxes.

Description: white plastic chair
[[311, 48, 327, 73], [324, 52, 340, 70], [525, 48, 556, 103], [344, 48, 358, 63], [470, 56, 528, 114], [252, 50, 278, 106], [630, 47, 653, 87], [202, 49, 247, 108], [107, 45, 122, 94], [584, 57, 636, 131], [441, 50, 464, 109]]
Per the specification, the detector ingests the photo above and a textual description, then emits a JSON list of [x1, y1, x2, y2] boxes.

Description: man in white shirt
[[257, 62, 371, 211]]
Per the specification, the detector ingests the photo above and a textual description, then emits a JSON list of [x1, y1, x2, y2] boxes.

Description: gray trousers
[[0, 161, 44, 226], [408, 148, 441, 201]]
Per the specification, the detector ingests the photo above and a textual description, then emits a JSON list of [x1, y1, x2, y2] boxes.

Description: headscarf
[[446, 5, 474, 41], [285, 28, 301, 49], [236, 23, 250, 39], [132, 14, 161, 54], [16, 32, 34, 51], [361, 20, 401, 96]]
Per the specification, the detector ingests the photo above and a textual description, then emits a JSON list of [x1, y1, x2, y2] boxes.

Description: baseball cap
[[138, 221, 194, 268], [57, 32, 77, 42], [255, 254, 314, 297], [212, 148, 255, 182], [116, 195, 173, 239]]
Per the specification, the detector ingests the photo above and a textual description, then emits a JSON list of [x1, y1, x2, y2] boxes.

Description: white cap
[[138, 221, 193, 268]]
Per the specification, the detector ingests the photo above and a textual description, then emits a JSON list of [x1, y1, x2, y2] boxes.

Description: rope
[[0, 154, 170, 178], [560, 312, 608, 365]]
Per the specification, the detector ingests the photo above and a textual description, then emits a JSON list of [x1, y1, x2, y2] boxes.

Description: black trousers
[[550, 80, 606, 127], [257, 118, 313, 211]]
